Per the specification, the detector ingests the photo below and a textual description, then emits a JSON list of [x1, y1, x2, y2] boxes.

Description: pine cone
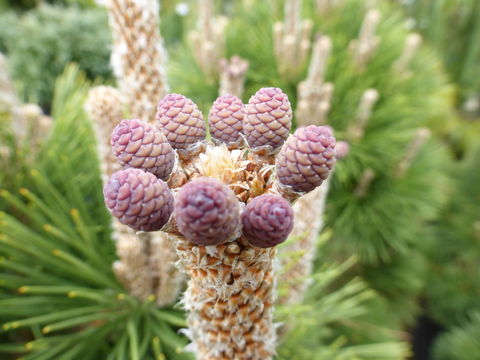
[[103, 168, 174, 232], [208, 94, 244, 147], [156, 94, 206, 150], [111, 119, 175, 180], [244, 87, 292, 153], [174, 177, 240, 246], [335, 140, 350, 159], [276, 125, 336, 192], [242, 194, 294, 248]]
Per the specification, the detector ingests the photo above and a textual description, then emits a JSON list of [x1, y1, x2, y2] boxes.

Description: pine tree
[[0, 2, 414, 358], [423, 144, 480, 329], [433, 312, 480, 360], [168, 0, 452, 333]]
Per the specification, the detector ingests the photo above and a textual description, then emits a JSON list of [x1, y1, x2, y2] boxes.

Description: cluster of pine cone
[[104, 87, 336, 248]]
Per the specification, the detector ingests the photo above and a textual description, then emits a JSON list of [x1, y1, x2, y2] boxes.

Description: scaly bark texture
[[107, 0, 169, 122], [103, 88, 337, 360], [166, 143, 279, 359]]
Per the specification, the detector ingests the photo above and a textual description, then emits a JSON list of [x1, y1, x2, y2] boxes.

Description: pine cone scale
[[276, 125, 336, 193], [209, 95, 245, 146], [111, 119, 175, 180], [156, 94, 206, 150], [244, 88, 292, 153], [103, 168, 173, 231]]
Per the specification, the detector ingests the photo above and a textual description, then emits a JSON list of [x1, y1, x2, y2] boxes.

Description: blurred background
[[0, 0, 479, 359]]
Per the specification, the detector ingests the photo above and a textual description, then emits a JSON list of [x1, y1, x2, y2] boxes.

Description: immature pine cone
[[244, 87, 292, 153], [104, 168, 174, 231], [276, 125, 336, 192], [156, 94, 206, 150], [208, 94, 244, 147], [174, 177, 240, 246], [335, 140, 350, 160], [242, 194, 294, 248], [111, 119, 175, 180]]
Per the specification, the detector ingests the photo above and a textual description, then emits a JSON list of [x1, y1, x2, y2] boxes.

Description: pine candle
[[103, 87, 336, 360]]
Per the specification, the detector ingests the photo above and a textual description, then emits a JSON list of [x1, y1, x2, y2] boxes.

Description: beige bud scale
[[347, 88, 379, 140], [0, 53, 19, 113], [349, 9, 381, 70], [104, 0, 184, 307], [395, 128, 431, 178], [86, 86, 154, 300], [273, 0, 313, 78], [86, 86, 183, 305], [393, 33, 423, 74], [1, 52, 52, 151], [112, 228, 154, 300], [219, 55, 249, 98], [189, 0, 228, 81], [296, 35, 334, 126], [278, 179, 331, 306], [174, 131, 328, 358], [85, 86, 124, 183], [107, 0, 169, 122]]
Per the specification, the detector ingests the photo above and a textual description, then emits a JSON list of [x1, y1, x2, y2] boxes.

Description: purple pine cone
[[244, 87, 292, 152], [156, 94, 206, 150], [111, 119, 175, 180], [103, 169, 174, 232], [335, 141, 350, 159], [208, 94, 244, 146], [276, 125, 336, 193], [174, 177, 240, 246], [241, 194, 294, 248]]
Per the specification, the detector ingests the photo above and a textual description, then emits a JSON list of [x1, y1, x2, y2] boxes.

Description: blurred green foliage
[[0, 111, 32, 211], [0, 65, 191, 360], [277, 245, 410, 359], [0, 0, 98, 11], [0, 5, 112, 109], [424, 144, 480, 328], [0, 63, 410, 359], [169, 0, 453, 332], [433, 312, 480, 360], [171, 0, 452, 263], [403, 0, 480, 110], [0, 0, 478, 358]]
